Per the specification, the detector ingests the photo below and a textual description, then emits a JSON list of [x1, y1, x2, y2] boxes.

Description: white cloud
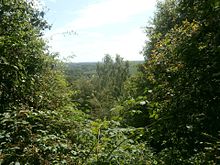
[[44, 0, 157, 62], [47, 28, 146, 62], [68, 0, 155, 30], [102, 28, 146, 61], [47, 0, 156, 34]]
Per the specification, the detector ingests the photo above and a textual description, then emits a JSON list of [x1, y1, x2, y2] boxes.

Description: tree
[[0, 0, 49, 111], [96, 54, 129, 99], [71, 54, 130, 119], [130, 0, 220, 163], [91, 55, 129, 118], [0, 1, 83, 164]]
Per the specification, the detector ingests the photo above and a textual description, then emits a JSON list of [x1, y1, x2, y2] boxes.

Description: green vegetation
[[65, 60, 143, 82], [0, 0, 219, 164], [69, 54, 130, 119]]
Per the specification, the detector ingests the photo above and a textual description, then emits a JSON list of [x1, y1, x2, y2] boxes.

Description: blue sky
[[40, 0, 157, 62]]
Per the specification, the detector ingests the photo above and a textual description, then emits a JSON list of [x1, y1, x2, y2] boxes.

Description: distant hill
[[65, 61, 144, 82]]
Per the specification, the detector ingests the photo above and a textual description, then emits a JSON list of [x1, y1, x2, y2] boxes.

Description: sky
[[40, 0, 157, 62]]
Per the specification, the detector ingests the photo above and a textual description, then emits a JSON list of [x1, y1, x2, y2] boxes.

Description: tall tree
[[0, 0, 49, 111], [72, 54, 130, 119], [0, 1, 81, 164], [93, 55, 129, 118], [96, 54, 129, 99], [132, 0, 220, 163]]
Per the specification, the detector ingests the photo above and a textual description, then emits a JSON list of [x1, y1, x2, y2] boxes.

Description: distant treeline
[[65, 60, 143, 81]]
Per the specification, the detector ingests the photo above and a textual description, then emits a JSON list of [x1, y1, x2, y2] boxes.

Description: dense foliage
[[71, 54, 130, 119], [130, 0, 220, 163], [0, 0, 219, 164], [0, 0, 81, 164]]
